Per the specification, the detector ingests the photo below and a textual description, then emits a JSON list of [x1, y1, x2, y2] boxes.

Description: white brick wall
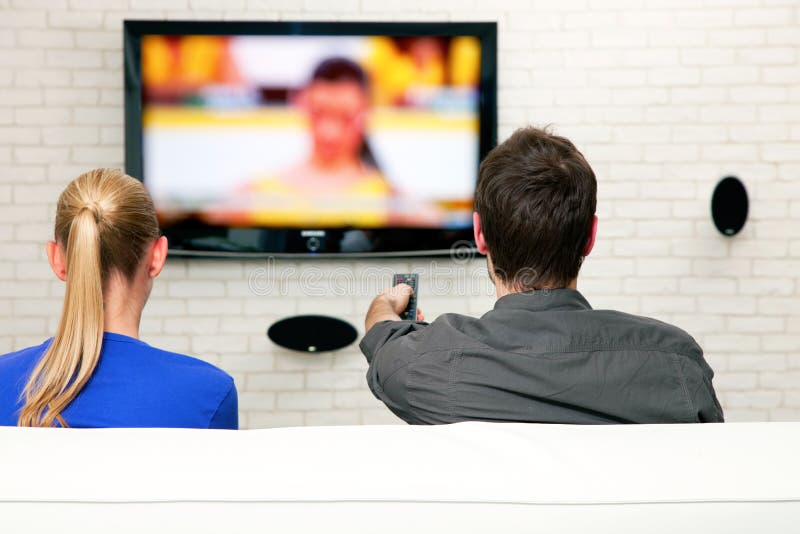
[[0, 0, 799, 427]]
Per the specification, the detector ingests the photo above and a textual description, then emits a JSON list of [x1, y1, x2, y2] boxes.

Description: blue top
[[0, 332, 238, 429]]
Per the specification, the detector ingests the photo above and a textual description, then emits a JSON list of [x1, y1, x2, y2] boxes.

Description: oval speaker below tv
[[268, 315, 358, 353], [711, 176, 748, 237]]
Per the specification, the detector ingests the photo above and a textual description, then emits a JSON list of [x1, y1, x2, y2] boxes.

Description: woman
[[0, 169, 237, 429]]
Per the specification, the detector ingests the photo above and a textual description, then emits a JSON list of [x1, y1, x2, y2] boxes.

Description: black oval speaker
[[711, 176, 748, 237], [267, 315, 358, 353]]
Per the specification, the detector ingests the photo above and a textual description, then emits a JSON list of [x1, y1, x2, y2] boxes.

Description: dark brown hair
[[311, 57, 367, 88], [474, 126, 597, 291]]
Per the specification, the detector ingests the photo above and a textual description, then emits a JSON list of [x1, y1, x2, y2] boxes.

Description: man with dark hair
[[360, 126, 724, 425]]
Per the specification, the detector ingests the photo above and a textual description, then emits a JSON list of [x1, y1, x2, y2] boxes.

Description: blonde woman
[[0, 169, 238, 428]]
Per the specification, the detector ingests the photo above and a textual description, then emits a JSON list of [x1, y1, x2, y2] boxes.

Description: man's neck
[[494, 278, 578, 299], [310, 153, 362, 173]]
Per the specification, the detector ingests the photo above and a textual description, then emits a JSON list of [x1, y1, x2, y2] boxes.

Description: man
[[359, 126, 724, 425], [241, 58, 391, 229]]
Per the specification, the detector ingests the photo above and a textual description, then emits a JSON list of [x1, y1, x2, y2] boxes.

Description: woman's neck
[[102, 275, 145, 339]]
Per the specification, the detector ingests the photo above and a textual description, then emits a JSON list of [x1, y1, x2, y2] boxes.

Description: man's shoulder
[[368, 305, 703, 361], [428, 307, 703, 358], [416, 312, 495, 351], [579, 308, 703, 356]]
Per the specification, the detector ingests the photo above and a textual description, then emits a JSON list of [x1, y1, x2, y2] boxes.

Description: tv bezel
[[123, 19, 497, 259]]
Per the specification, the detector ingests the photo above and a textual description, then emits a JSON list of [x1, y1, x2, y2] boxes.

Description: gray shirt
[[360, 289, 724, 425]]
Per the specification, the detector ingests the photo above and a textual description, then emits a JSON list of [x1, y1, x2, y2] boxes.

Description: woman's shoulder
[[0, 340, 51, 372], [129, 340, 238, 429], [0, 341, 52, 425], [149, 346, 233, 385], [102, 333, 234, 389]]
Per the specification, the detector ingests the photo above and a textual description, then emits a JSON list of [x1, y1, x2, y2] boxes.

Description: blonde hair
[[18, 169, 160, 427]]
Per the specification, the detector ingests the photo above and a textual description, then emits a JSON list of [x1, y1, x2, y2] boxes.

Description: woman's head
[[19, 169, 164, 427], [52, 168, 161, 282]]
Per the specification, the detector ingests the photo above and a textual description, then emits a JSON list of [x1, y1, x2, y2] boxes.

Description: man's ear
[[473, 212, 489, 255], [46, 241, 67, 281], [147, 236, 169, 279], [583, 215, 598, 257]]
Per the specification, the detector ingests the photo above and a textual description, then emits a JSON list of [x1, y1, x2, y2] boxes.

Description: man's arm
[[679, 351, 725, 423], [360, 283, 429, 424]]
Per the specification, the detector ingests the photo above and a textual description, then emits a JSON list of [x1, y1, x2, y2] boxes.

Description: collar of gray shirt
[[493, 288, 592, 313]]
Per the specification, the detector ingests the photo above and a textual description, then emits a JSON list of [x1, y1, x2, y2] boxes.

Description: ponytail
[[17, 169, 159, 427], [19, 208, 104, 427]]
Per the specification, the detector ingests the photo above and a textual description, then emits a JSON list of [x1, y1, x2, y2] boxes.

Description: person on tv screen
[[279, 57, 388, 193], [241, 57, 393, 228], [0, 169, 238, 429]]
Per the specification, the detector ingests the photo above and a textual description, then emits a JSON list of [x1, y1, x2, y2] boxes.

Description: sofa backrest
[[1, 422, 799, 533]]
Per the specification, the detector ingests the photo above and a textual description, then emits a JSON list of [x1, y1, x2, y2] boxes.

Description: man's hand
[[364, 284, 425, 332], [382, 283, 414, 315]]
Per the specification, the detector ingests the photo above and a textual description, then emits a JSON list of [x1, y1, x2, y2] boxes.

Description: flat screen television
[[124, 20, 497, 257]]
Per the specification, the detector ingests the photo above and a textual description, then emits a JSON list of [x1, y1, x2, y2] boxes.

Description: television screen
[[125, 21, 497, 256]]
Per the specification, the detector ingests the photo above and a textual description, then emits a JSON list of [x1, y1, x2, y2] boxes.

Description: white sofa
[[1, 422, 798, 533]]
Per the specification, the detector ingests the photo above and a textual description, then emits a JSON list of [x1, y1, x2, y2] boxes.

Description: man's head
[[473, 126, 598, 292], [304, 58, 369, 166]]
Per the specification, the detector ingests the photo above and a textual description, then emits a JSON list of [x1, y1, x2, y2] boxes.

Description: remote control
[[393, 273, 419, 321]]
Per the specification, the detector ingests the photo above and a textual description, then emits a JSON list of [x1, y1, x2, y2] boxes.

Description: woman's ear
[[46, 241, 67, 281], [473, 212, 489, 255], [147, 236, 169, 279], [583, 215, 598, 257]]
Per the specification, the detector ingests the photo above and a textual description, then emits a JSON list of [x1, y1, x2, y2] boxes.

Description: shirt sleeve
[[359, 320, 429, 424], [209, 382, 239, 430], [679, 352, 725, 423]]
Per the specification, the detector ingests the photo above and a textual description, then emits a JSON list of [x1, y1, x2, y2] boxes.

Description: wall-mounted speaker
[[711, 176, 748, 237], [267, 315, 358, 353]]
